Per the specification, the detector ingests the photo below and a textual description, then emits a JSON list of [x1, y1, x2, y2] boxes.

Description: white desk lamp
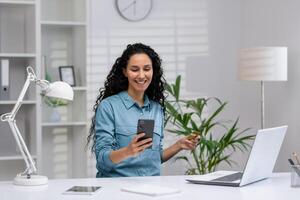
[[238, 47, 287, 129], [0, 66, 73, 186]]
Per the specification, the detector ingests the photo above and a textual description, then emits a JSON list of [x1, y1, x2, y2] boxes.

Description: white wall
[[88, 0, 298, 176], [189, 0, 300, 172], [240, 0, 300, 172], [186, 0, 260, 171]]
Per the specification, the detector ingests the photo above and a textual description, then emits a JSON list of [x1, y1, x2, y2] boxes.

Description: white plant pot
[[49, 106, 68, 122]]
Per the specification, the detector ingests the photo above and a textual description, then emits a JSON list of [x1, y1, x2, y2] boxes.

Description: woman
[[87, 43, 199, 177]]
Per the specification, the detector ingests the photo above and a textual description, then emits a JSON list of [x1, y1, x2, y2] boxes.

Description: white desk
[[0, 173, 299, 200]]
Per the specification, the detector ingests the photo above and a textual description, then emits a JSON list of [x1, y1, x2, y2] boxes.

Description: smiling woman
[[87, 43, 200, 177]]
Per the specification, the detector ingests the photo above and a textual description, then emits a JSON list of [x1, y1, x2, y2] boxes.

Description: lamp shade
[[45, 81, 74, 101], [238, 47, 287, 81]]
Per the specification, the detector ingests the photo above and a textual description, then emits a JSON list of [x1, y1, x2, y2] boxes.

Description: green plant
[[165, 75, 254, 175], [43, 96, 68, 107]]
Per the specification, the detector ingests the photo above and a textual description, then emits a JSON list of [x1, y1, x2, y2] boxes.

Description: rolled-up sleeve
[[95, 100, 117, 172]]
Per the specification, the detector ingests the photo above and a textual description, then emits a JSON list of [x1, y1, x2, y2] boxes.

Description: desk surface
[[1, 173, 299, 200]]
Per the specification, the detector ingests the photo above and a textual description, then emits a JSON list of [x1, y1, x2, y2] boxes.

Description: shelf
[[41, 25, 86, 86], [0, 100, 36, 105], [0, 1, 35, 5], [73, 86, 87, 91], [0, 53, 35, 58], [41, 21, 86, 26], [41, 0, 86, 28], [0, 3, 35, 54], [0, 155, 37, 161], [0, 0, 89, 180], [42, 122, 87, 127]]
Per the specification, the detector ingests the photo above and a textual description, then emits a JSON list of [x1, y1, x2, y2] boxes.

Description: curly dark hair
[[87, 43, 166, 154]]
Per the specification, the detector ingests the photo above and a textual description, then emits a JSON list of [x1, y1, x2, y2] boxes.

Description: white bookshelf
[[41, 21, 86, 26], [0, 0, 88, 181], [42, 122, 87, 127], [0, 1, 35, 5], [0, 155, 37, 161], [0, 100, 36, 105], [73, 86, 87, 91], [0, 0, 37, 181], [41, 0, 86, 22], [40, 0, 88, 179], [0, 53, 36, 58]]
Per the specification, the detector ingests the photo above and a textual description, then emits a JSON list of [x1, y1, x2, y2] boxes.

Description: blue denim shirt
[[95, 91, 164, 177]]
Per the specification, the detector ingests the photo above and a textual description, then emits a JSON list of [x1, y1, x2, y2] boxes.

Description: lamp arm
[[0, 67, 40, 177], [8, 120, 37, 175], [10, 67, 37, 119]]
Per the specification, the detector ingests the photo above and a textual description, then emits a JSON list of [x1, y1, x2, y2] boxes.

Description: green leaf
[[43, 96, 68, 107], [165, 83, 173, 95], [173, 75, 181, 101]]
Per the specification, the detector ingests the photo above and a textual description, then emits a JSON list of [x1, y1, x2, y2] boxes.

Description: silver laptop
[[186, 126, 287, 187]]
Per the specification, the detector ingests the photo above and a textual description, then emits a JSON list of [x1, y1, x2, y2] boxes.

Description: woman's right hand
[[126, 133, 152, 157]]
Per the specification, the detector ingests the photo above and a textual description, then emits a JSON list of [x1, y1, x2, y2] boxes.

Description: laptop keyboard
[[212, 172, 243, 182]]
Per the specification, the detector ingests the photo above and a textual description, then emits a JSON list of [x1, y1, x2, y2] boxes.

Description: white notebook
[[121, 184, 181, 196]]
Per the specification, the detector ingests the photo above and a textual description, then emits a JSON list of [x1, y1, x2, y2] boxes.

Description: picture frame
[[59, 66, 76, 86]]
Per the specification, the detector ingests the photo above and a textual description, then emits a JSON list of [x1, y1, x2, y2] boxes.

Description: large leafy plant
[[165, 76, 254, 175]]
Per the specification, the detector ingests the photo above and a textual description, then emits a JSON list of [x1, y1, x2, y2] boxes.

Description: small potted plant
[[41, 70, 69, 122], [165, 76, 254, 175], [43, 96, 68, 122], [41, 65, 68, 122]]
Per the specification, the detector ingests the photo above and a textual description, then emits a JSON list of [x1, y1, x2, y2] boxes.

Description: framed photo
[[59, 66, 76, 86]]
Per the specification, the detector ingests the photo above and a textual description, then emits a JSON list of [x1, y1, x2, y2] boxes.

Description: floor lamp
[[238, 47, 287, 129]]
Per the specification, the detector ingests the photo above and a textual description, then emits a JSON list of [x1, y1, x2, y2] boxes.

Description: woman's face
[[123, 53, 153, 95]]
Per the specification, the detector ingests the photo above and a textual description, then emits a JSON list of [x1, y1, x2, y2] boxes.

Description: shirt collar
[[119, 91, 151, 109]]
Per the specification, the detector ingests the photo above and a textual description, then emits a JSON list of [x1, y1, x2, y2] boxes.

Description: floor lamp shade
[[238, 47, 287, 81], [238, 47, 287, 129]]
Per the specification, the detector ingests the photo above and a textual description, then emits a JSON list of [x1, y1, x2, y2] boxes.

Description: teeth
[[136, 80, 146, 84]]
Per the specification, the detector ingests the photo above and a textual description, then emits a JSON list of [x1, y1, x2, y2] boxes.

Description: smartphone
[[137, 119, 155, 142]]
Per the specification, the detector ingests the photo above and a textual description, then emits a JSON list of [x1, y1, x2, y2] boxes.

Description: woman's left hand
[[162, 134, 201, 162], [176, 134, 200, 151]]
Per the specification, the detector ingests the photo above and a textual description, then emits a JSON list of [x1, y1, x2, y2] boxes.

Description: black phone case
[[137, 119, 155, 141]]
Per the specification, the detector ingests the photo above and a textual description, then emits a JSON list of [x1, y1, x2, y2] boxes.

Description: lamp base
[[13, 174, 48, 186]]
